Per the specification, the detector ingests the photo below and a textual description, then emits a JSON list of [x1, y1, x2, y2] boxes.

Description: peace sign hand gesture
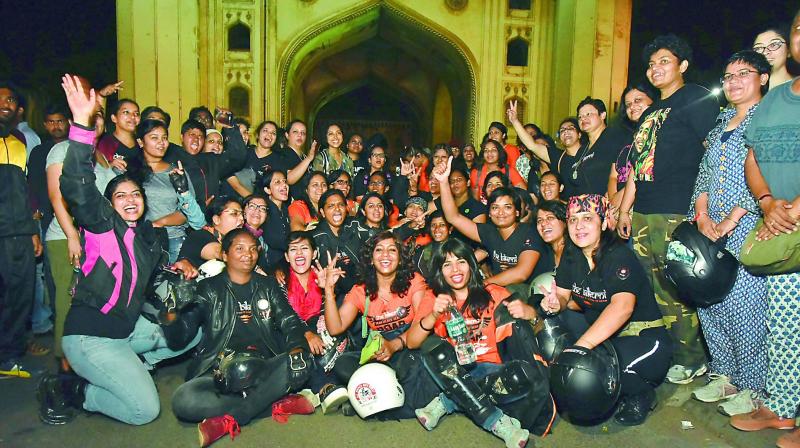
[[507, 100, 520, 125]]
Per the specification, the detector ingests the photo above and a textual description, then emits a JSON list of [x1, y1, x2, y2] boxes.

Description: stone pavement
[[0, 336, 786, 448]]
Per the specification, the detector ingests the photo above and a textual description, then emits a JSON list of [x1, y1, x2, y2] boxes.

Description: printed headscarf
[[567, 194, 608, 220]]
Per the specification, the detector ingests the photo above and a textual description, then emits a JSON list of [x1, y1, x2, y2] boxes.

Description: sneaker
[[198, 414, 240, 448], [297, 388, 321, 408], [665, 364, 708, 385], [319, 384, 349, 415], [692, 374, 737, 403], [0, 359, 46, 379], [415, 396, 449, 431], [490, 415, 529, 448], [777, 427, 800, 448], [718, 389, 760, 417]]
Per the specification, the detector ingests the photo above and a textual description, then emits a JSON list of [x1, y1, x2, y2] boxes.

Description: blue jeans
[[167, 235, 185, 265], [438, 362, 504, 430], [62, 316, 201, 425], [31, 258, 53, 334]]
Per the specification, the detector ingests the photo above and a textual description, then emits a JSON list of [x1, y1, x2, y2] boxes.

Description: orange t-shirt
[[430, 284, 513, 364], [288, 200, 316, 227], [470, 165, 526, 202], [505, 143, 521, 169], [344, 273, 432, 333]]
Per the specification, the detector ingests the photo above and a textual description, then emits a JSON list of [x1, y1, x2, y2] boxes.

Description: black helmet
[[549, 342, 621, 424], [534, 315, 574, 363], [481, 360, 539, 405], [213, 351, 269, 395], [664, 221, 738, 307]]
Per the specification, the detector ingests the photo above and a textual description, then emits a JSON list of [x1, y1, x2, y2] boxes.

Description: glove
[[169, 169, 190, 195], [161, 303, 203, 351], [287, 350, 311, 390]]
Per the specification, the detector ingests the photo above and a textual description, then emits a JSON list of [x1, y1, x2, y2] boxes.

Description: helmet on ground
[[213, 351, 269, 395], [549, 342, 620, 424], [347, 363, 405, 419], [664, 221, 738, 307]]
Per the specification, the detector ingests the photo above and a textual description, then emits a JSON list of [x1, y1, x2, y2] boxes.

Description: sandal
[[27, 340, 51, 356]]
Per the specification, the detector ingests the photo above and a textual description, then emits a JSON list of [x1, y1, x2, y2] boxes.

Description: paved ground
[[0, 335, 788, 448]]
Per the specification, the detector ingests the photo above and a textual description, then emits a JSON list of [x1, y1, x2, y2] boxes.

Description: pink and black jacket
[[61, 125, 168, 339]]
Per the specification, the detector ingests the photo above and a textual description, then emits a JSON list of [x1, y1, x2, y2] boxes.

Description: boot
[[198, 414, 240, 447], [490, 414, 530, 448], [37, 374, 75, 425], [614, 388, 657, 426], [59, 373, 87, 409]]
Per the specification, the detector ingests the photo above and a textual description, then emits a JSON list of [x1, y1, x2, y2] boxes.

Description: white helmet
[[347, 363, 405, 419], [198, 259, 226, 280], [530, 271, 555, 299]]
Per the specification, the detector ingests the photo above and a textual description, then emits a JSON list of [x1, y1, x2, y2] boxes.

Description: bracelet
[[758, 193, 773, 202], [724, 217, 739, 225], [695, 211, 709, 221], [419, 318, 434, 332], [398, 336, 407, 350]]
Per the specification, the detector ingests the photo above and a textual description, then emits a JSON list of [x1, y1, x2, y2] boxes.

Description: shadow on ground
[[0, 336, 786, 448]]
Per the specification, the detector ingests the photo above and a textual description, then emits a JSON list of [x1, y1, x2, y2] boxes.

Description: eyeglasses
[[368, 181, 386, 187], [333, 179, 351, 186], [753, 40, 785, 54], [371, 153, 386, 159], [558, 125, 577, 134], [246, 203, 267, 213], [223, 209, 243, 217], [720, 69, 759, 84]]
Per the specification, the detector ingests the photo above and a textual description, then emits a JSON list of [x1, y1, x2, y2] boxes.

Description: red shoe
[[198, 414, 240, 447], [777, 427, 800, 448], [730, 406, 795, 431]]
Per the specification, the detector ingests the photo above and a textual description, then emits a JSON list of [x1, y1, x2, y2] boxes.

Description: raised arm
[[58, 75, 116, 234], [436, 157, 480, 242], [507, 100, 550, 163]]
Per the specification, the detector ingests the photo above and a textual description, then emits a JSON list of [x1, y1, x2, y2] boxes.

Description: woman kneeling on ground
[[536, 194, 673, 426], [37, 75, 199, 426]]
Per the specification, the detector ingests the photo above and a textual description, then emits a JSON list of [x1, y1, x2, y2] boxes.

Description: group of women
[[30, 12, 800, 448]]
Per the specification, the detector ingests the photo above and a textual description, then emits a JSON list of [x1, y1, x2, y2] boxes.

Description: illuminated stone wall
[[116, 0, 631, 146]]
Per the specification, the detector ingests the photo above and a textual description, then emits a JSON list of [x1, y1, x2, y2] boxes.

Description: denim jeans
[[437, 362, 504, 430], [62, 315, 201, 425], [167, 235, 185, 265], [31, 258, 53, 334]]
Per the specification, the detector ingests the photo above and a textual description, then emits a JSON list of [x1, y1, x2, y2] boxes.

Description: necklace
[[571, 143, 592, 180]]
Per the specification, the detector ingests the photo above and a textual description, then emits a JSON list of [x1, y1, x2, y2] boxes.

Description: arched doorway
[[278, 1, 477, 158]]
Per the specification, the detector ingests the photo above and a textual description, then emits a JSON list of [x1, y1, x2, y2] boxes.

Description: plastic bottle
[[68, 266, 81, 298], [445, 304, 477, 365]]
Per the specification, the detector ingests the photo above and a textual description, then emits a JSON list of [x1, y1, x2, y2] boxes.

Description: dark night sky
[[1, 1, 797, 121]]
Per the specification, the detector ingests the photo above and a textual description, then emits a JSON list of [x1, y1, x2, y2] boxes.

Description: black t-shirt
[[546, 146, 579, 199], [476, 222, 536, 280], [246, 150, 285, 175], [567, 125, 630, 197], [27, 141, 56, 230], [529, 228, 556, 279], [555, 243, 663, 327], [178, 229, 217, 268], [227, 281, 268, 354], [630, 84, 719, 214], [263, 200, 290, 269]]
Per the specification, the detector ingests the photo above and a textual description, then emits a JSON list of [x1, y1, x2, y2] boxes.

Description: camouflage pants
[[631, 212, 707, 368]]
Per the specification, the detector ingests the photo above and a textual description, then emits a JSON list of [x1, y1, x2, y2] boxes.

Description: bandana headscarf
[[567, 194, 608, 220], [405, 196, 428, 213]]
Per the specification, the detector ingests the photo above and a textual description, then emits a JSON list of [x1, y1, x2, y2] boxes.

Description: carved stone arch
[[277, 1, 478, 143]]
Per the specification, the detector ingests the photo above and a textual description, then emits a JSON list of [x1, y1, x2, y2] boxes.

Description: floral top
[[689, 104, 760, 257]]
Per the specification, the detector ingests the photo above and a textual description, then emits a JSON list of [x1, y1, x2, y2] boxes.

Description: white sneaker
[[691, 374, 737, 403], [717, 389, 760, 416], [415, 396, 449, 431], [491, 415, 529, 448], [666, 364, 708, 385]]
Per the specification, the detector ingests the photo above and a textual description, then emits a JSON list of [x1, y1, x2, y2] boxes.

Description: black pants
[[0, 235, 35, 362], [611, 328, 673, 396], [171, 353, 290, 425]]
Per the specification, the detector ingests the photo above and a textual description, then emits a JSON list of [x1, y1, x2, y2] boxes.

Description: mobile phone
[[214, 107, 233, 126]]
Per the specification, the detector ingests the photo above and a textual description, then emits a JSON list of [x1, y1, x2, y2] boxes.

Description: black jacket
[[60, 127, 169, 338], [185, 272, 309, 380]]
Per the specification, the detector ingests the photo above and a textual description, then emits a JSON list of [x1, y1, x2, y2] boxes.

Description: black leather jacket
[[185, 272, 309, 380]]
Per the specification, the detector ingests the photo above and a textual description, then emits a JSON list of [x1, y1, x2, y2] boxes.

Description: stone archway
[[277, 1, 477, 153]]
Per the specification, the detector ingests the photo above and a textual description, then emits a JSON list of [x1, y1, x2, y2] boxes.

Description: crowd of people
[[0, 10, 799, 448]]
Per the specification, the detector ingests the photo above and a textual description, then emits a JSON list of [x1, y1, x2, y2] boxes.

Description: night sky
[[1, 1, 797, 124]]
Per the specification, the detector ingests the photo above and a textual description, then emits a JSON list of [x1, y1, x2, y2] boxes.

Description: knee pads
[[421, 337, 460, 378]]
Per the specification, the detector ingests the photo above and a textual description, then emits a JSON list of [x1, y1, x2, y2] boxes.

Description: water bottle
[[445, 304, 477, 365], [68, 266, 81, 298]]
